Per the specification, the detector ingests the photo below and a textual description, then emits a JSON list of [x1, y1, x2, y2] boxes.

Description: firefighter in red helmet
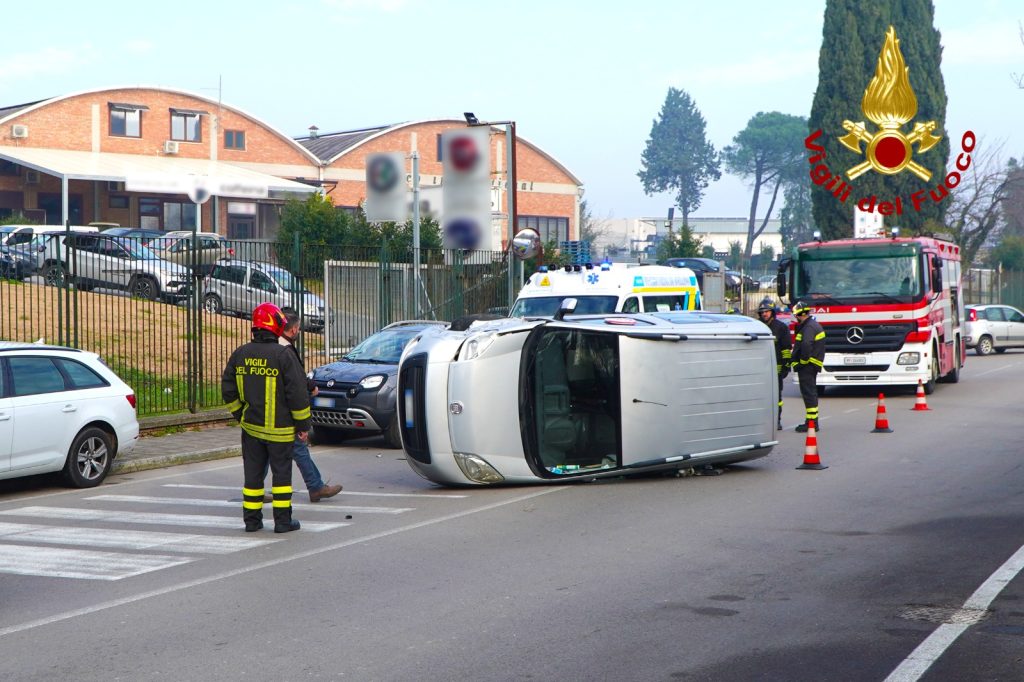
[[222, 302, 311, 533]]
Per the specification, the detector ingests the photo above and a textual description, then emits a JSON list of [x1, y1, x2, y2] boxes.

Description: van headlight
[[897, 352, 920, 365], [453, 452, 504, 483], [459, 332, 496, 361]]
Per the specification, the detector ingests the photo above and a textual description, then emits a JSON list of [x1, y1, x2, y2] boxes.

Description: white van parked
[[510, 262, 701, 317], [0, 224, 99, 247]]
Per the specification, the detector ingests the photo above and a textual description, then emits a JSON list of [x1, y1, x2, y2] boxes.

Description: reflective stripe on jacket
[[792, 316, 826, 371], [222, 335, 311, 442], [767, 316, 793, 372]]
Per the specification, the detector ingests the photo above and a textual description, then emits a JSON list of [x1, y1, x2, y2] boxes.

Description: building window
[[163, 201, 197, 230], [518, 215, 568, 244], [109, 195, 129, 209], [109, 103, 146, 138], [436, 134, 443, 162], [170, 109, 204, 142], [0, 159, 19, 176], [224, 130, 246, 150]]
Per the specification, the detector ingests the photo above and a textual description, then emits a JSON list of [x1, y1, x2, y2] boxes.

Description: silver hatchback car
[[965, 304, 1024, 355], [201, 259, 326, 330]]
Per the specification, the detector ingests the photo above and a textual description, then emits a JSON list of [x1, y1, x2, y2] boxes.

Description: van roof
[[518, 263, 699, 297]]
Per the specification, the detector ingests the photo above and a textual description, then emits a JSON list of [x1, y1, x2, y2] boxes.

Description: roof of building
[[295, 119, 583, 185], [0, 99, 47, 120], [296, 125, 391, 162]]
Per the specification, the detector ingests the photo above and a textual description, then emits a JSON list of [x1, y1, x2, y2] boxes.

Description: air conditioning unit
[[11, 124, 28, 139], [163, 140, 180, 154], [24, 170, 40, 184]]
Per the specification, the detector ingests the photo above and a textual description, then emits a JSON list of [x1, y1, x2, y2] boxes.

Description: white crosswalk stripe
[[87, 494, 414, 515], [0, 521, 276, 553], [0, 507, 349, 532], [0, 544, 192, 581], [162, 483, 468, 499]]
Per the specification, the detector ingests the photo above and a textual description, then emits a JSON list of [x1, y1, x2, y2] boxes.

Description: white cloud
[[0, 47, 87, 86]]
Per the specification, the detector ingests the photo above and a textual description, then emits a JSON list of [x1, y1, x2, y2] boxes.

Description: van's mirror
[[776, 257, 791, 299], [553, 297, 578, 321]]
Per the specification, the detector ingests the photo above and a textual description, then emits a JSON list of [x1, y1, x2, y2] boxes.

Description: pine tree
[[638, 88, 721, 223], [809, 0, 949, 239]]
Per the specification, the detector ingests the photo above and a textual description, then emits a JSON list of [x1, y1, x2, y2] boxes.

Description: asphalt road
[[0, 352, 1022, 681]]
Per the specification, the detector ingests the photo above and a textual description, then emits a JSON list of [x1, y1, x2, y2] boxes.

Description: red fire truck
[[777, 231, 964, 394]]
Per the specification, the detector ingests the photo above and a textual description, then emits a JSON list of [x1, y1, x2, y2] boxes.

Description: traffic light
[[441, 127, 491, 250], [365, 152, 408, 223]]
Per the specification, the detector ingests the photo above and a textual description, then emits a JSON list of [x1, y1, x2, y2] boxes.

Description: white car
[[0, 342, 139, 487]]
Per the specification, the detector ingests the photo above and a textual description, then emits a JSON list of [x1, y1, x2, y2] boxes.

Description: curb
[[112, 446, 242, 475]]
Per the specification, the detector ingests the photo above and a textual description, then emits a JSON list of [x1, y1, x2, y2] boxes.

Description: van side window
[[250, 270, 276, 292], [622, 297, 639, 313]]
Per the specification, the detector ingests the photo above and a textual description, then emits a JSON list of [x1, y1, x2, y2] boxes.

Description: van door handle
[[61, 405, 77, 413], [0, 413, 11, 421]]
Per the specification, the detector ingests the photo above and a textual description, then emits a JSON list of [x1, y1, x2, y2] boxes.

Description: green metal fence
[[0, 233, 510, 417], [963, 268, 1024, 309]]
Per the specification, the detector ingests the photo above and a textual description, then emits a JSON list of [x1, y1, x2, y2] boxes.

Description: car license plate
[[844, 356, 867, 365], [313, 397, 335, 408]]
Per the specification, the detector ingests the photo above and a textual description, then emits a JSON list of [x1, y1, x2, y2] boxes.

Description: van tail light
[[967, 308, 977, 322], [126, 394, 137, 409]]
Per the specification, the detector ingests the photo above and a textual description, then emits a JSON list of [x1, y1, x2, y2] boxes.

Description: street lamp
[[464, 111, 518, 306]]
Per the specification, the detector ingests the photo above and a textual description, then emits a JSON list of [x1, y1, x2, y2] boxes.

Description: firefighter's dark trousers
[[241, 431, 294, 529], [796, 367, 820, 426]]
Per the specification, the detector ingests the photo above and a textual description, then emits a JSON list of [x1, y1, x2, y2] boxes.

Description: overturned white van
[[397, 304, 778, 486]]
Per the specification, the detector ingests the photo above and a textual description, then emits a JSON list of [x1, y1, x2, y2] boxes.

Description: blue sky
[[2, 0, 1021, 221]]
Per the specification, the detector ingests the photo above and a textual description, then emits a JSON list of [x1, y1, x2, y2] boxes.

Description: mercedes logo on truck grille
[[846, 327, 865, 344]]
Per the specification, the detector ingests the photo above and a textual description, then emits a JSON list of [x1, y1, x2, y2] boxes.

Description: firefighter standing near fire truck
[[790, 301, 826, 433], [222, 302, 311, 533], [758, 298, 792, 430]]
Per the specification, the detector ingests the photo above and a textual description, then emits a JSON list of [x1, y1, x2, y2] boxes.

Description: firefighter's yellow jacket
[[222, 332, 311, 442]]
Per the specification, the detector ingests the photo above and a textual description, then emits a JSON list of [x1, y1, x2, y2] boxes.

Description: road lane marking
[[0, 544, 192, 581], [162, 483, 468, 499], [86, 494, 413, 514], [0, 487, 563, 637], [885, 542, 1024, 681], [0, 507, 348, 532], [0, 522, 275, 553]]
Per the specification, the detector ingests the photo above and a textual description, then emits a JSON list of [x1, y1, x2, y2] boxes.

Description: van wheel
[[62, 427, 114, 488], [129, 275, 159, 300], [43, 263, 68, 286], [203, 293, 223, 314], [383, 415, 402, 449]]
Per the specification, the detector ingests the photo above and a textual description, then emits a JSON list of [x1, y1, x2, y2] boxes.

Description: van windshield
[[510, 295, 619, 317]]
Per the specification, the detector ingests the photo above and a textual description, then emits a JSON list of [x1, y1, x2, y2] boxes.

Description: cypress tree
[[809, 0, 949, 239]]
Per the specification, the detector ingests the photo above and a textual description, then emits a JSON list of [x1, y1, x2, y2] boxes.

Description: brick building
[[0, 86, 319, 236], [0, 87, 582, 245]]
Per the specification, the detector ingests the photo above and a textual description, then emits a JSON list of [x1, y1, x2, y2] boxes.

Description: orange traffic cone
[[872, 393, 894, 432], [911, 379, 931, 411], [796, 420, 827, 470]]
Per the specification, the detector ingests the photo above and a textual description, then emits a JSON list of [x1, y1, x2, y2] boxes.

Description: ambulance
[[509, 262, 701, 317]]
